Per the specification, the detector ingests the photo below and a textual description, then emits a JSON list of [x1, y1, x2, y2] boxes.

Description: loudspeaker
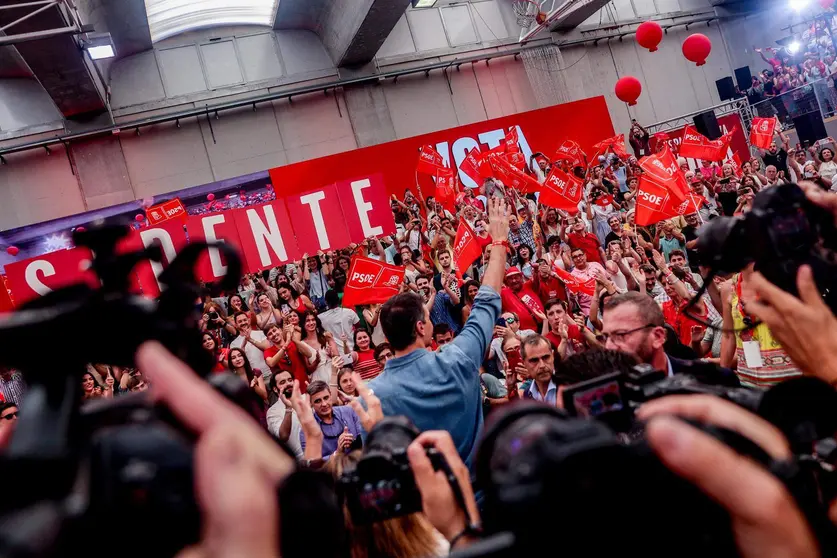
[[693, 111, 722, 140], [716, 76, 736, 101], [792, 111, 828, 146], [734, 66, 753, 91]]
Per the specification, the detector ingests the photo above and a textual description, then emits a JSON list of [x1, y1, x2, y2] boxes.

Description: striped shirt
[[0, 371, 26, 406]]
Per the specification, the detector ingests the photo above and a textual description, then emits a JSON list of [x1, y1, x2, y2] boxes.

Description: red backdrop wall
[[269, 96, 615, 199]]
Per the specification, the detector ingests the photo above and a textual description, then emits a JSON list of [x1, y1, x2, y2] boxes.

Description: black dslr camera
[[561, 364, 759, 433], [339, 416, 460, 525], [696, 182, 837, 309]]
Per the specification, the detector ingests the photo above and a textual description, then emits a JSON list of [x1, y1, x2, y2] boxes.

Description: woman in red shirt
[[263, 322, 313, 391], [202, 332, 229, 373], [351, 328, 383, 381], [276, 285, 314, 317]]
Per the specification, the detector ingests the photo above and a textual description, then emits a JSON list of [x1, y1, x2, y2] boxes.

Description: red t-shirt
[[501, 284, 545, 332], [545, 325, 586, 354], [662, 299, 707, 347], [264, 342, 309, 391], [354, 349, 383, 381], [567, 232, 603, 265], [531, 274, 567, 304], [212, 348, 230, 373]]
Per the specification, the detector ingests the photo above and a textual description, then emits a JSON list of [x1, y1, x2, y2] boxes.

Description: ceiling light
[[412, 0, 437, 7], [789, 0, 810, 11], [83, 32, 116, 60], [787, 41, 801, 54]]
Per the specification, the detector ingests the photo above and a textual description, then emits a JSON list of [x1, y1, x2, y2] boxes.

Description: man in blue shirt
[[368, 198, 509, 467], [299, 380, 363, 459]]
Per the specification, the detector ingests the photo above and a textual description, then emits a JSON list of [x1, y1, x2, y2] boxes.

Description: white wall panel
[[119, 117, 215, 198], [383, 73, 459, 138], [158, 46, 208, 97], [441, 5, 479, 47], [110, 50, 166, 109], [376, 14, 416, 59], [201, 41, 245, 89], [272, 92, 356, 159], [274, 30, 334, 75], [656, 0, 682, 14], [450, 66, 489, 125], [472, 1, 510, 42], [407, 8, 449, 51], [0, 146, 85, 229], [237, 33, 284, 82]]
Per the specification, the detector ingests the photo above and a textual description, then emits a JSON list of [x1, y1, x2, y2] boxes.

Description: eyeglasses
[[504, 317, 517, 324], [600, 324, 657, 344], [1, 411, 18, 420]]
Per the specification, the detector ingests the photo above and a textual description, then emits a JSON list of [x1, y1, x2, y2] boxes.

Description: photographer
[[368, 198, 509, 466], [601, 292, 738, 386]]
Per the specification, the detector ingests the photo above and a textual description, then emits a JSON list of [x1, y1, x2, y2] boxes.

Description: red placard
[[185, 212, 244, 283], [0, 276, 13, 312], [639, 146, 690, 202], [285, 183, 352, 255], [552, 265, 596, 296], [654, 114, 750, 169], [335, 174, 397, 243], [5, 247, 99, 305], [416, 144, 445, 175], [342, 256, 405, 307], [540, 168, 583, 211], [434, 168, 457, 214], [504, 127, 521, 154], [553, 140, 587, 169], [459, 148, 485, 185], [146, 198, 187, 225], [119, 219, 189, 297], [233, 200, 300, 272], [452, 220, 482, 276], [487, 153, 541, 193], [750, 117, 777, 150]]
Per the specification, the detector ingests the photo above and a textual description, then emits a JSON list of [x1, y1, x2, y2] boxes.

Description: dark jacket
[[669, 356, 741, 388]]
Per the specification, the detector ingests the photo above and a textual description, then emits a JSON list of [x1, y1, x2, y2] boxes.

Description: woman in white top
[[813, 143, 837, 183], [298, 310, 340, 384], [362, 303, 387, 346], [252, 292, 283, 331]]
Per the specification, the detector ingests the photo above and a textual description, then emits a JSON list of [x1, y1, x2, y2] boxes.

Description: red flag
[[507, 151, 527, 171], [553, 140, 587, 170], [504, 127, 521, 154], [594, 194, 614, 207], [678, 125, 733, 162], [342, 256, 405, 307], [593, 134, 628, 159], [488, 153, 541, 193], [540, 167, 583, 211], [476, 144, 505, 178], [749, 117, 776, 150], [638, 145, 690, 202], [634, 176, 702, 226], [452, 220, 483, 275], [417, 144, 445, 175], [459, 148, 485, 184], [552, 265, 597, 296], [434, 167, 457, 213], [729, 152, 743, 177]]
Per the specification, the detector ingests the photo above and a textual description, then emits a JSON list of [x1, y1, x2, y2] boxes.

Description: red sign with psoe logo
[[146, 198, 187, 225]]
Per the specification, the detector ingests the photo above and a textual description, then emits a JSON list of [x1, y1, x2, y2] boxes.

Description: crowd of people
[[749, 20, 837, 123], [4, 120, 837, 556]]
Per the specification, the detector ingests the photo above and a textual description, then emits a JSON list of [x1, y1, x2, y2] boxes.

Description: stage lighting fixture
[[83, 32, 116, 60]]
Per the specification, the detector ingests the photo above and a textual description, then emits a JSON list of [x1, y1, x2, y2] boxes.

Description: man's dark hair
[[0, 402, 18, 414], [306, 380, 330, 398], [571, 247, 585, 256], [233, 311, 249, 322], [519, 334, 552, 360], [546, 235, 562, 248], [373, 343, 392, 361], [325, 289, 340, 309], [432, 323, 453, 339], [381, 293, 425, 351], [267, 369, 293, 392], [640, 264, 657, 275], [668, 249, 686, 260], [553, 349, 638, 385], [544, 298, 566, 313], [603, 292, 664, 327], [264, 323, 281, 335]]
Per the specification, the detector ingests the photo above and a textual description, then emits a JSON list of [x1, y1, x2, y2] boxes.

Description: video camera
[[697, 182, 837, 310], [0, 224, 344, 558]]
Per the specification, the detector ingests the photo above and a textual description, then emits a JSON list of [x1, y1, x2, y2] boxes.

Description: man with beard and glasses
[[601, 292, 738, 386], [266, 370, 303, 459]]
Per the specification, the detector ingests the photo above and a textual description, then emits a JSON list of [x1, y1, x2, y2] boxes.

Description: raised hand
[[348, 372, 384, 431], [487, 197, 509, 242]]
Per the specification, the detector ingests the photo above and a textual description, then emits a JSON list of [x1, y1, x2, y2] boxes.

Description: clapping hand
[[336, 427, 354, 453], [348, 373, 384, 431]]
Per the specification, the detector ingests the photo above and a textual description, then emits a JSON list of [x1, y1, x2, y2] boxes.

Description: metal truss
[[646, 98, 755, 136], [0, 0, 86, 46]]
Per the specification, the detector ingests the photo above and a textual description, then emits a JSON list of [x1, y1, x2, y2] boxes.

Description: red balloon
[[636, 21, 663, 52], [822, 0, 835, 9], [135, 214, 144, 222], [682, 33, 712, 66], [207, 193, 215, 201], [6, 246, 18, 256], [615, 76, 642, 106], [75, 226, 86, 233], [240, 190, 246, 196]]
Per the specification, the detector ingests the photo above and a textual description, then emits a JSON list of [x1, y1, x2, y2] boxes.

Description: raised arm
[[451, 198, 508, 368]]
